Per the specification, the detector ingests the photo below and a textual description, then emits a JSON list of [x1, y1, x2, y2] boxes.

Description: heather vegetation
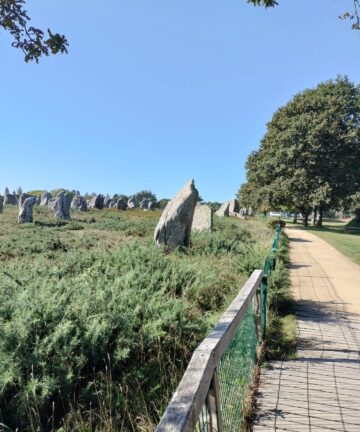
[[0, 205, 273, 431]]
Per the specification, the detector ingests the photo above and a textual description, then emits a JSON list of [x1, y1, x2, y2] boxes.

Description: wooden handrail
[[157, 269, 263, 432]]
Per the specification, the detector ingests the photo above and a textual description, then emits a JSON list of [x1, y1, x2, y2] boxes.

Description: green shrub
[[267, 219, 286, 229], [266, 234, 296, 360], [0, 241, 210, 429], [0, 206, 274, 430]]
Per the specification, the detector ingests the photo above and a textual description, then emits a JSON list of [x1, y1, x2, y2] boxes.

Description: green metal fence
[[157, 224, 282, 432], [261, 223, 282, 339]]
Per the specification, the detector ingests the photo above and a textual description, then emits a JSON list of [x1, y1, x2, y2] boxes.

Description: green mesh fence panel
[[195, 405, 211, 432], [217, 305, 258, 431]]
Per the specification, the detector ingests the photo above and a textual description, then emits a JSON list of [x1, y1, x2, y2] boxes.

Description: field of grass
[[288, 220, 360, 266], [0, 205, 274, 431]]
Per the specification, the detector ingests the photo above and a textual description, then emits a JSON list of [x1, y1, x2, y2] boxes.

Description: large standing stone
[[215, 201, 230, 217], [148, 201, 155, 210], [228, 199, 240, 214], [0, 195, 3, 214], [4, 193, 17, 205], [104, 197, 112, 208], [48, 198, 57, 209], [127, 196, 137, 209], [192, 204, 213, 233], [116, 198, 127, 210], [53, 192, 71, 220], [18, 197, 36, 224], [71, 194, 88, 212], [154, 179, 198, 250], [140, 199, 149, 209], [19, 193, 31, 207], [40, 192, 52, 206], [88, 195, 104, 210]]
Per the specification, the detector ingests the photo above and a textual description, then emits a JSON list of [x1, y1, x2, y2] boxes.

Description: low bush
[[266, 234, 296, 360], [0, 206, 274, 430], [0, 242, 210, 430], [267, 219, 286, 229]]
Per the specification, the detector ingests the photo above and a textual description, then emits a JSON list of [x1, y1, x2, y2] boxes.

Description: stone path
[[254, 227, 360, 432]]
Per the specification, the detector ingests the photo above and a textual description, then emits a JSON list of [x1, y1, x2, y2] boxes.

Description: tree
[[16, 186, 22, 195], [248, 0, 360, 30], [1, 0, 358, 64], [112, 193, 129, 202], [240, 77, 360, 227], [157, 198, 170, 209], [0, 0, 68, 62], [132, 190, 157, 203]]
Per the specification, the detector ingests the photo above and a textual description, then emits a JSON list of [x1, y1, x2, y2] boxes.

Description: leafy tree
[[16, 186, 22, 195], [248, 0, 360, 30], [0, 0, 68, 62], [26, 189, 46, 197], [240, 77, 360, 227], [1, 0, 358, 64], [132, 190, 157, 203], [203, 201, 222, 211], [157, 198, 170, 209], [112, 193, 129, 202], [4, 187, 9, 195]]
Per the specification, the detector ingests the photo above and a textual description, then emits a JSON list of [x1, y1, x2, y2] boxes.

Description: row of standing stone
[[0, 191, 157, 224], [215, 198, 253, 218], [1, 185, 249, 235]]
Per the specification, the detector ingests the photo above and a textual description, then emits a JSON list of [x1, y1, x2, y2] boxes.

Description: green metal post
[[261, 223, 282, 340], [261, 259, 270, 340]]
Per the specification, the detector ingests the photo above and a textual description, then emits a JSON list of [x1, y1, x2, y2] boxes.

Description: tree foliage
[[239, 77, 360, 226], [248, 0, 360, 30], [339, 0, 360, 30], [0, 0, 68, 62], [132, 190, 157, 203]]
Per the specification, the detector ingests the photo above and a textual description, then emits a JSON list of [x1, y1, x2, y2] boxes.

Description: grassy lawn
[[287, 220, 360, 266]]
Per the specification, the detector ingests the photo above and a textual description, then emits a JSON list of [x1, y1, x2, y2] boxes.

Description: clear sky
[[0, 0, 359, 202]]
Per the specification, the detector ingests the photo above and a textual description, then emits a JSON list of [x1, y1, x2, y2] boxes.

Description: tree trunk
[[312, 207, 318, 226], [316, 207, 323, 227], [303, 213, 309, 227], [293, 212, 298, 223]]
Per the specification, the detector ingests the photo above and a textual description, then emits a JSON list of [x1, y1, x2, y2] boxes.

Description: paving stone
[[254, 228, 360, 432]]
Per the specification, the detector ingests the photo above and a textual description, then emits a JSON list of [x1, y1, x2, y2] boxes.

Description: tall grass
[[265, 234, 297, 360], [0, 207, 273, 431]]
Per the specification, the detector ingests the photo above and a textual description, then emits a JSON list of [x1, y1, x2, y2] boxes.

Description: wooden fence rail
[[156, 269, 263, 432]]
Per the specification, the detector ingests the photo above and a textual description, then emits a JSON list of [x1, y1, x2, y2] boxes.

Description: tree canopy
[[248, 0, 360, 30], [0, 0, 68, 62], [238, 77, 360, 226], [132, 190, 157, 203], [1, 1, 359, 63]]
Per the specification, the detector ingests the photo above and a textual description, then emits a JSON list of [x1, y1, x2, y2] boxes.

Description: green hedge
[[267, 219, 286, 229]]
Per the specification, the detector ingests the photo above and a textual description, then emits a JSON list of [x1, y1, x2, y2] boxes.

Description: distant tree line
[[238, 76, 360, 227]]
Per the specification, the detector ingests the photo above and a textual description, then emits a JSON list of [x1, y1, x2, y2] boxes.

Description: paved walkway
[[254, 228, 360, 432]]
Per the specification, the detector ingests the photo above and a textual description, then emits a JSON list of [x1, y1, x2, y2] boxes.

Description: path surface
[[254, 227, 360, 432]]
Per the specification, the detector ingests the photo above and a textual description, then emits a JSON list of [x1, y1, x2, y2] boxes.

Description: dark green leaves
[[0, 0, 68, 62], [248, 0, 278, 6], [239, 77, 360, 218]]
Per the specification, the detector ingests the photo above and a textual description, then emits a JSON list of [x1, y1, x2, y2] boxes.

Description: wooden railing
[[156, 269, 263, 432]]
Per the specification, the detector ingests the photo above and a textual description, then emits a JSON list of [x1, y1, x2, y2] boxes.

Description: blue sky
[[0, 0, 359, 202]]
